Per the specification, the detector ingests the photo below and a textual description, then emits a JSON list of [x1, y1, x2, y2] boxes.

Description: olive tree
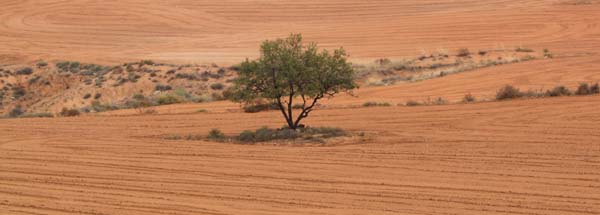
[[228, 34, 357, 130]]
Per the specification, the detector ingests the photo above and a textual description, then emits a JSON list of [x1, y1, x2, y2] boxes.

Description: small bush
[[238, 130, 256, 143], [210, 83, 225, 90], [576, 83, 599, 95], [545, 86, 571, 97], [576, 83, 591, 95], [430, 97, 448, 105], [515, 47, 534, 52], [157, 94, 182, 105], [9, 106, 24, 117], [496, 85, 522, 100], [591, 83, 600, 94], [208, 129, 226, 141], [60, 108, 80, 117], [254, 127, 275, 142], [155, 84, 172, 91], [543, 49, 553, 58], [12, 87, 26, 99], [36, 61, 48, 68], [457, 48, 470, 57], [83, 93, 92, 99], [405, 100, 422, 106], [16, 67, 33, 75], [463, 93, 476, 103], [94, 93, 102, 99], [362, 102, 391, 107], [478, 50, 487, 56]]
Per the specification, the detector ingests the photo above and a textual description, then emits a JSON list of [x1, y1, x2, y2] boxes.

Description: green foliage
[[229, 34, 357, 129]]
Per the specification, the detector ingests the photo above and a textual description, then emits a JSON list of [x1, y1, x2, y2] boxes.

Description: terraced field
[[1, 0, 600, 214]]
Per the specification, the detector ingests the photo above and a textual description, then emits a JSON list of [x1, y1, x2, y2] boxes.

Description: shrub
[[576, 83, 599, 95], [405, 100, 422, 106], [463, 93, 476, 103], [543, 48, 553, 58], [457, 48, 470, 57], [478, 50, 487, 56], [362, 102, 391, 107], [83, 93, 92, 99], [140, 60, 155, 66], [238, 130, 256, 143], [60, 108, 80, 117], [9, 106, 24, 117], [210, 83, 224, 90], [12, 87, 26, 99], [254, 127, 275, 142], [545, 86, 571, 97], [36, 61, 48, 68], [496, 85, 522, 100], [208, 129, 226, 140], [302, 127, 346, 138], [430, 97, 448, 105], [155, 84, 173, 91], [175, 73, 198, 80], [157, 94, 181, 105], [363, 102, 392, 107], [94, 93, 102, 99], [16, 67, 33, 75], [591, 83, 600, 94], [576, 83, 591, 95]]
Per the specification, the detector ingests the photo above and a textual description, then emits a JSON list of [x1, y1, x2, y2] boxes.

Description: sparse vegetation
[[16, 67, 33, 75], [496, 85, 523, 100], [9, 105, 24, 117], [210, 83, 225, 90], [457, 48, 470, 57], [405, 100, 422, 106], [545, 86, 571, 97], [515, 47, 534, 52], [60, 108, 80, 117], [463, 93, 476, 103], [207, 129, 226, 141], [362, 102, 391, 107]]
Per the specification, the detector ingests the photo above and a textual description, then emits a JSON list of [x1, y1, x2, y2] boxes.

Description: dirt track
[[2, 0, 600, 214]]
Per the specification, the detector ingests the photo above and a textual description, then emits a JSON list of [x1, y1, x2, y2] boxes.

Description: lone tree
[[228, 34, 357, 130]]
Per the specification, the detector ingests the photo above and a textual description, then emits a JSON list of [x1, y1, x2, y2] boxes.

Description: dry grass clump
[[362, 102, 391, 107], [463, 93, 476, 103]]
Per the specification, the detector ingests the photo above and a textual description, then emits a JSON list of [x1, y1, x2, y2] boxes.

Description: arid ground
[[2, 0, 600, 214]]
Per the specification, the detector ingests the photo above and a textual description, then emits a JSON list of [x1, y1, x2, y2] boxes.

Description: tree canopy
[[228, 34, 357, 129]]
